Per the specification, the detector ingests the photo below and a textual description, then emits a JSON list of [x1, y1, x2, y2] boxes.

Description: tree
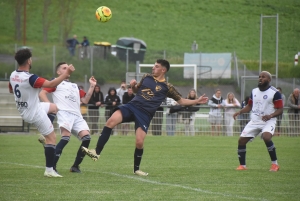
[[42, 0, 52, 43], [57, 0, 79, 45]]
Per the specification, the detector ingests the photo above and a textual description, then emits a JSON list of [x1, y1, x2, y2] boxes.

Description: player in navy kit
[[82, 59, 209, 176]]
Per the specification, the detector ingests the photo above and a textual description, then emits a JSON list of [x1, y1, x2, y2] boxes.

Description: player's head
[[157, 59, 170, 72], [15, 48, 32, 68], [258, 71, 271, 88], [56, 62, 68, 76], [152, 59, 170, 77]]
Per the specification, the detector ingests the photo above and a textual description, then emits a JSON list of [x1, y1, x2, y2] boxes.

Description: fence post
[[90, 46, 93, 76], [84, 75, 87, 91], [15, 44, 17, 70], [136, 60, 140, 81], [126, 49, 129, 73]]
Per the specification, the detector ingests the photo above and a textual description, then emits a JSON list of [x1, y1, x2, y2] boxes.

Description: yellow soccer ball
[[95, 6, 112, 22]]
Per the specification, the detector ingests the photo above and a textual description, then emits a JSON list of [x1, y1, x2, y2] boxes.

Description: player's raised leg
[[82, 110, 123, 161]]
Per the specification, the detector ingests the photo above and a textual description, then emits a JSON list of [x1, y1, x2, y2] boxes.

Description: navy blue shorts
[[116, 104, 152, 133]]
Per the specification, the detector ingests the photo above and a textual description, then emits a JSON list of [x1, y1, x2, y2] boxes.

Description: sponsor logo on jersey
[[155, 85, 162, 91], [141, 88, 154, 100]]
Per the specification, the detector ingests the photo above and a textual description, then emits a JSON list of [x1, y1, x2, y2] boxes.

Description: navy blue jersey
[[129, 74, 182, 117]]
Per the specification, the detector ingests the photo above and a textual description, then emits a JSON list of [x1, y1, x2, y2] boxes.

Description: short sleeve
[[29, 74, 46, 88], [79, 89, 86, 98], [136, 74, 148, 88], [273, 91, 283, 109]]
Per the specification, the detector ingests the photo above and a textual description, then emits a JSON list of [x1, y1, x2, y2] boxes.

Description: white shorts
[[57, 110, 89, 136], [31, 102, 54, 136], [240, 120, 276, 138]]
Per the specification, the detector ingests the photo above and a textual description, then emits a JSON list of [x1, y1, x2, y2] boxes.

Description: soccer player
[[39, 62, 97, 173], [9, 48, 74, 177], [82, 59, 209, 176], [233, 71, 283, 172]]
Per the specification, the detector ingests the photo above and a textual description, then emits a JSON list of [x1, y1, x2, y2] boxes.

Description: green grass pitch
[[0, 134, 299, 201]]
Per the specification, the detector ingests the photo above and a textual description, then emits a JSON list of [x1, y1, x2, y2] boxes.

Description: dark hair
[[15, 48, 32, 65], [156, 59, 170, 72], [276, 87, 282, 91], [108, 87, 116, 95], [56, 62, 67, 71]]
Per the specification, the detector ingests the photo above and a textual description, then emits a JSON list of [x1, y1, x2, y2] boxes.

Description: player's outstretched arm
[[81, 76, 97, 104], [177, 94, 209, 106], [43, 64, 75, 88]]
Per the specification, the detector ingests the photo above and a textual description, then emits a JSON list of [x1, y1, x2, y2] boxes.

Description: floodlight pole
[[259, 14, 279, 87]]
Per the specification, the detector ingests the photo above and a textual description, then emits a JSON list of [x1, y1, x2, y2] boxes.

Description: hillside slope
[[0, 0, 300, 62]]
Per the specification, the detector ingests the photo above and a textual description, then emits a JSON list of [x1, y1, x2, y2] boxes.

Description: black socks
[[134, 148, 144, 172], [96, 126, 112, 155], [73, 135, 91, 167]]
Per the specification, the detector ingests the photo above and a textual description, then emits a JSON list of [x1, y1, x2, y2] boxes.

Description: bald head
[[260, 71, 272, 81], [293, 88, 300, 97]]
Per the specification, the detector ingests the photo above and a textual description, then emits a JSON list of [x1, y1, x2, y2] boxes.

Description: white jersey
[[45, 80, 85, 117], [249, 86, 283, 123], [9, 70, 46, 122]]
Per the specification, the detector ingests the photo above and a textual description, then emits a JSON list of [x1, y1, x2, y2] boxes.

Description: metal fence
[[1, 104, 299, 137]]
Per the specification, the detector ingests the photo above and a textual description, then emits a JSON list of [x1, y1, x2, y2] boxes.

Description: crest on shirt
[[155, 85, 162, 91], [263, 95, 268, 99], [141, 88, 154, 100], [72, 85, 77, 88]]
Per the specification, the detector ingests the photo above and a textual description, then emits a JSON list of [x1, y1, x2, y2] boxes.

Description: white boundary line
[[0, 162, 268, 201]]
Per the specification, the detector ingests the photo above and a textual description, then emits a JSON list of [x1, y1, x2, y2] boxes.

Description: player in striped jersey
[[233, 71, 283, 172], [9, 48, 74, 177]]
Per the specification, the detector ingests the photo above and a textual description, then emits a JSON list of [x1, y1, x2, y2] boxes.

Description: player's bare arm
[[39, 89, 51, 102], [233, 104, 252, 120], [81, 76, 97, 104], [177, 94, 209, 106], [42, 65, 75, 88], [8, 82, 13, 93], [130, 79, 139, 93], [261, 108, 283, 122]]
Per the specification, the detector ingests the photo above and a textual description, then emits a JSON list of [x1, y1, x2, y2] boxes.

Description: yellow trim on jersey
[[153, 76, 165, 82]]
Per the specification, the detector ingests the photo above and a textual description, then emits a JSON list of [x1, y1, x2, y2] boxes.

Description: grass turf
[[0, 134, 299, 201]]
